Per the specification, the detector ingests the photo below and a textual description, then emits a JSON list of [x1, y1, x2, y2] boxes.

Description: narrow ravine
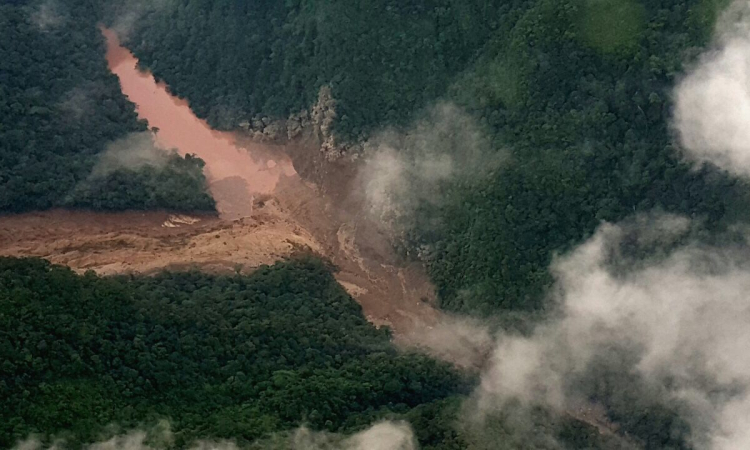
[[102, 27, 295, 220], [2, 27, 447, 341]]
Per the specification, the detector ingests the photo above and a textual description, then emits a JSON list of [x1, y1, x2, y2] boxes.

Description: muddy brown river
[[102, 27, 295, 220]]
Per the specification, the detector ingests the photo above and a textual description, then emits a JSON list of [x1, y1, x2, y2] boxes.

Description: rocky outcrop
[[239, 116, 288, 142], [240, 85, 364, 162]]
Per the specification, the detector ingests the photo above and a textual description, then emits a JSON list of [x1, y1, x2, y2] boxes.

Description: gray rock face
[[309, 86, 366, 161], [241, 85, 364, 161]]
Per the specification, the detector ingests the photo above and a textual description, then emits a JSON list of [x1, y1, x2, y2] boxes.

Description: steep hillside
[[0, 257, 464, 448], [124, 0, 499, 139]]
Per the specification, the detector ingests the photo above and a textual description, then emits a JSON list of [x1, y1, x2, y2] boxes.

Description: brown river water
[[102, 27, 295, 220]]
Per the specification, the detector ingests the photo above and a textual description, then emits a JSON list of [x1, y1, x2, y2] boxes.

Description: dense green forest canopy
[[124, 0, 744, 313], [0, 1, 214, 212], [125, 0, 504, 137], [0, 256, 690, 449], [0, 257, 466, 448]]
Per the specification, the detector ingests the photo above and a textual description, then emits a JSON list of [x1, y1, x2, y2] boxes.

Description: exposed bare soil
[[0, 208, 316, 276], [0, 168, 440, 337]]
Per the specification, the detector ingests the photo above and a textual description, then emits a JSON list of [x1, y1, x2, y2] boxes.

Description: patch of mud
[[254, 167, 443, 336], [0, 207, 319, 276]]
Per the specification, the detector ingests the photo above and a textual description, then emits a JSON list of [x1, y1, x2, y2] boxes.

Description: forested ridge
[[426, 0, 740, 313], [1, 256, 689, 449], [0, 257, 467, 448], [0, 1, 214, 212]]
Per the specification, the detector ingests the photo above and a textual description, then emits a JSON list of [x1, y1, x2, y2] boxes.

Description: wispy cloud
[[359, 102, 504, 235], [674, 0, 750, 177], [465, 215, 750, 449]]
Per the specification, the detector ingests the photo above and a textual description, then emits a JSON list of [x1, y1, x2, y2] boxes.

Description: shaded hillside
[[0, 1, 214, 212], [125, 0, 500, 138]]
